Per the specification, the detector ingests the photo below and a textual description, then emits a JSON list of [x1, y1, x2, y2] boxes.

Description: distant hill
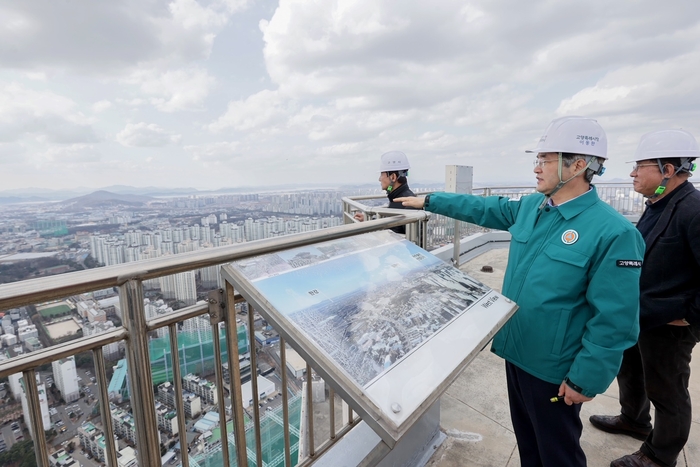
[[0, 196, 51, 205], [61, 191, 155, 208]]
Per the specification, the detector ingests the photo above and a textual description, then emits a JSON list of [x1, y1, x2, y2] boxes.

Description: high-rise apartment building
[[52, 356, 80, 402], [19, 374, 51, 436], [159, 270, 197, 306]]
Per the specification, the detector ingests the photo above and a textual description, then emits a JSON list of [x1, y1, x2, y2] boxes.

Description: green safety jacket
[[427, 187, 644, 397]]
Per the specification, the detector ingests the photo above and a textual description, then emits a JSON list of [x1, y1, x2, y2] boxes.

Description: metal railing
[[0, 213, 430, 467], [3, 180, 695, 466], [342, 182, 700, 252]]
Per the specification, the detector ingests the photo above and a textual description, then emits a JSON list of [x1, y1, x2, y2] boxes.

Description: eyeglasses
[[631, 163, 658, 172], [533, 159, 559, 168]]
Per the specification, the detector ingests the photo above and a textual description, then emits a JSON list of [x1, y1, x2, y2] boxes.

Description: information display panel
[[221, 231, 517, 445]]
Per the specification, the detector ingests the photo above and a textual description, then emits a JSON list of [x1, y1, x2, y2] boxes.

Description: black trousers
[[617, 324, 699, 467], [506, 362, 586, 467]]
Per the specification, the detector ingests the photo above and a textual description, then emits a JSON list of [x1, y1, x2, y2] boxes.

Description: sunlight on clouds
[[459, 4, 486, 23], [4, 1, 700, 190], [92, 100, 113, 113], [0, 8, 36, 35], [558, 86, 637, 114], [116, 122, 181, 147], [125, 67, 216, 112], [0, 82, 97, 144], [209, 89, 291, 131], [31, 144, 100, 169], [25, 72, 46, 81], [185, 141, 240, 163], [169, 0, 229, 30]]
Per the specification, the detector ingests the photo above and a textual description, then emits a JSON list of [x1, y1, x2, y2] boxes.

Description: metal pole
[[248, 304, 264, 467], [305, 363, 315, 458], [224, 282, 249, 467], [329, 386, 336, 440], [167, 324, 190, 467], [23, 370, 49, 467], [208, 290, 231, 466], [452, 218, 461, 267], [280, 338, 292, 467], [121, 279, 161, 466], [93, 347, 119, 467]]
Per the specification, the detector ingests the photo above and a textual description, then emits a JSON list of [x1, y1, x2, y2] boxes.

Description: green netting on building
[[109, 325, 249, 398], [149, 325, 249, 386], [186, 395, 302, 467], [34, 219, 68, 237]]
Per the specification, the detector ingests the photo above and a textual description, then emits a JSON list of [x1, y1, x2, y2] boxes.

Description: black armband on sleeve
[[423, 194, 431, 210]]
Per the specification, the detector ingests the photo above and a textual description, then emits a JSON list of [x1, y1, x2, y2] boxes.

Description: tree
[[74, 351, 94, 369], [0, 439, 38, 467]]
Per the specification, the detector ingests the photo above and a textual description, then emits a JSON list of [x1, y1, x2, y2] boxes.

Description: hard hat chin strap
[[538, 153, 594, 210], [648, 159, 688, 199]]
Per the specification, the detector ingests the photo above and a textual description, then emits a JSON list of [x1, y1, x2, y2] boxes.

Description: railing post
[[445, 165, 473, 267], [23, 370, 50, 467], [207, 289, 232, 466], [93, 347, 119, 467], [223, 282, 249, 467], [120, 279, 161, 466]]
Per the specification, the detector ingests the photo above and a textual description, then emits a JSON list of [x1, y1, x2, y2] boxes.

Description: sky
[[1, 0, 700, 191]]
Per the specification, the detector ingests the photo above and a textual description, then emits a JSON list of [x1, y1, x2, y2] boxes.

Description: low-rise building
[[155, 401, 178, 434], [111, 405, 136, 444], [49, 449, 79, 467], [78, 422, 106, 462], [157, 381, 202, 419], [17, 324, 38, 342], [117, 446, 138, 467], [183, 374, 218, 405]]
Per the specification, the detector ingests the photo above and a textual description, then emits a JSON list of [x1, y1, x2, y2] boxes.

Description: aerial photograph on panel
[[233, 231, 491, 386]]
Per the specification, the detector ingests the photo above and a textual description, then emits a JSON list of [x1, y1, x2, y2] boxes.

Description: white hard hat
[[526, 116, 608, 159], [379, 151, 410, 172], [627, 129, 700, 163]]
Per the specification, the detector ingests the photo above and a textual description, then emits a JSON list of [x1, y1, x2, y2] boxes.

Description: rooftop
[[429, 248, 700, 467]]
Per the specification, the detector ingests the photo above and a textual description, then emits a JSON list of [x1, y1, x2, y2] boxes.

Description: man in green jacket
[[397, 116, 645, 467]]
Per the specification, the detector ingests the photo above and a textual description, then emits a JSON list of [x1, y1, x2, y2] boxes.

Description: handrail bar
[[0, 214, 427, 311], [145, 301, 209, 332], [0, 328, 126, 378]]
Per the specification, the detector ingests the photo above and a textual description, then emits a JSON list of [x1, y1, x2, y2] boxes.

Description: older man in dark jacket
[[590, 129, 700, 467]]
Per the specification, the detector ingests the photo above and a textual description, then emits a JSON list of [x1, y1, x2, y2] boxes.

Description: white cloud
[[0, 142, 24, 164], [557, 52, 700, 117], [0, 1, 251, 73], [209, 89, 290, 131], [4, 0, 700, 190], [184, 141, 241, 163], [125, 67, 216, 112], [25, 72, 46, 81], [116, 122, 182, 147], [31, 144, 101, 168], [115, 98, 145, 107], [0, 82, 97, 144], [92, 100, 113, 113]]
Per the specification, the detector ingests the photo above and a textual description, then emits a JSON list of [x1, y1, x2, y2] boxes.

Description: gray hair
[[561, 154, 604, 183]]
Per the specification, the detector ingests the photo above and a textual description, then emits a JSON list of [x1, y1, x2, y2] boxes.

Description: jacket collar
[[552, 185, 599, 220], [645, 181, 695, 252], [387, 182, 411, 201]]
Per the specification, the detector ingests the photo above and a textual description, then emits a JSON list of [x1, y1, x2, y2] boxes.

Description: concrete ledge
[[313, 401, 444, 467], [431, 232, 511, 264]]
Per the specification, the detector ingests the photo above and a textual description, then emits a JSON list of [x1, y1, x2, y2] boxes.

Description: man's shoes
[[589, 414, 651, 441], [610, 450, 666, 467]]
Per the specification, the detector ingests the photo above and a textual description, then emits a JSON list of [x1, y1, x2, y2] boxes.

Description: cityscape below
[[0, 180, 650, 466]]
